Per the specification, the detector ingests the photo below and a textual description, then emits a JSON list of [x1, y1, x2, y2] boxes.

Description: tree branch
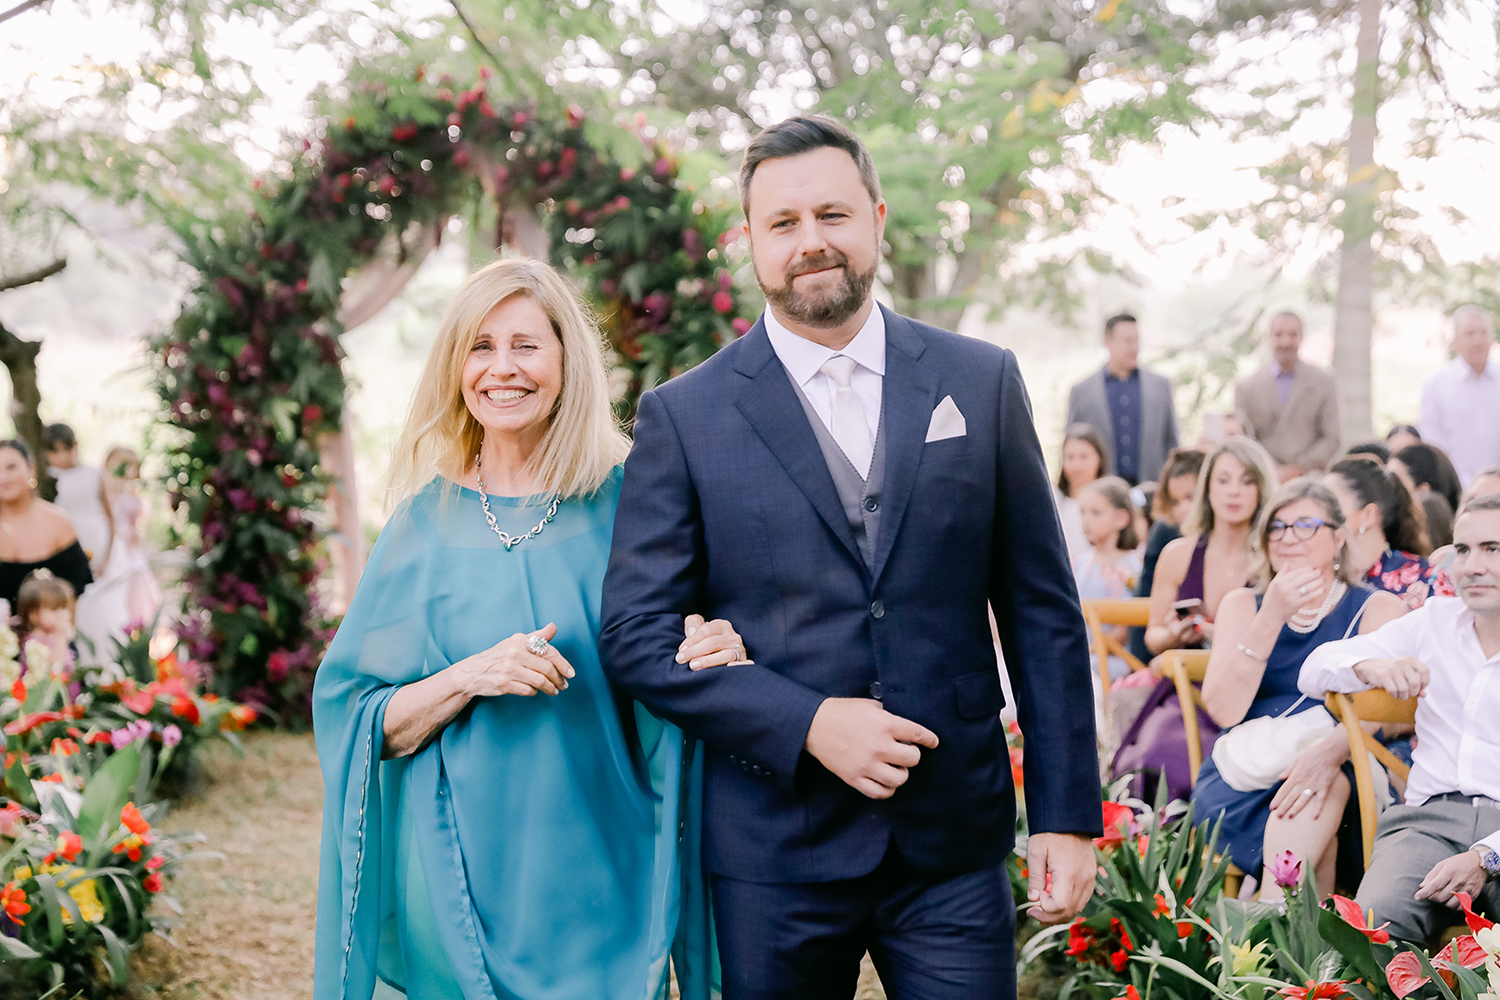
[[0, 257, 66, 292], [447, 0, 505, 75], [0, 0, 47, 26]]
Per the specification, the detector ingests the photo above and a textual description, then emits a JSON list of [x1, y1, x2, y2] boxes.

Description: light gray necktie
[[820, 355, 873, 479]]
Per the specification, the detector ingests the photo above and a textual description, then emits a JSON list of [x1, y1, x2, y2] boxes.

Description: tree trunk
[[1331, 0, 1382, 444], [0, 320, 54, 498]]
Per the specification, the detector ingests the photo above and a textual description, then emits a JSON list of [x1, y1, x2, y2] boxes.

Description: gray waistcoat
[[785, 367, 885, 570]]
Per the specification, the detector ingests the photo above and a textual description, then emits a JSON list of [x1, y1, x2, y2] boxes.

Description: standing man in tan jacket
[[1234, 311, 1341, 481]]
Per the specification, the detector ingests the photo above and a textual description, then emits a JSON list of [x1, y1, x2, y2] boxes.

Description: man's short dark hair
[[42, 423, 76, 452], [1104, 314, 1137, 336], [1458, 492, 1500, 518], [739, 115, 882, 219]]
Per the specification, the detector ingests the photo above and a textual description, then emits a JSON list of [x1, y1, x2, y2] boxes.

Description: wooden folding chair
[[1080, 598, 1151, 708], [1325, 690, 1417, 869], [1155, 649, 1214, 783], [1155, 649, 1246, 895]]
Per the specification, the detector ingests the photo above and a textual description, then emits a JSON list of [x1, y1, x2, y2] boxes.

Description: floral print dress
[[1365, 550, 1454, 608]]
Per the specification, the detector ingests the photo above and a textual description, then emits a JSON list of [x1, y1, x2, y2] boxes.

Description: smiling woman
[[311, 257, 747, 1000]]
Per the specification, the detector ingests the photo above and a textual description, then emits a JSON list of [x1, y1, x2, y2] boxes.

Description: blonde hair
[[1184, 437, 1279, 537], [387, 258, 630, 506]]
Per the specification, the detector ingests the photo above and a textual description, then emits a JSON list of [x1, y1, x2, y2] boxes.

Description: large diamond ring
[[527, 634, 551, 656], [732, 644, 744, 662], [1299, 789, 1314, 798], [1298, 585, 1307, 596]]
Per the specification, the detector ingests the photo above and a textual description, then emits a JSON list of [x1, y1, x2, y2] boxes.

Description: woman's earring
[[27, 478, 37, 489], [1358, 526, 1367, 535]]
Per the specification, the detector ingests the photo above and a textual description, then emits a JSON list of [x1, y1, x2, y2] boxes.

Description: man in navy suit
[[600, 116, 1102, 999]]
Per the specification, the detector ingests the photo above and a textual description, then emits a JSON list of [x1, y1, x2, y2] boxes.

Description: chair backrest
[[1081, 599, 1151, 709], [1326, 690, 1417, 870]]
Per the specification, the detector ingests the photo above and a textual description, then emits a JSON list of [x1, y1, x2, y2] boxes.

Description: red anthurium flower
[[170, 696, 201, 726], [146, 856, 165, 872], [1, 881, 28, 919], [1096, 801, 1136, 850], [8, 678, 22, 701], [1115, 986, 1142, 1000], [1278, 980, 1349, 1000], [1111, 949, 1128, 972], [1329, 895, 1391, 944], [55, 831, 82, 863], [1177, 921, 1194, 938], [1385, 952, 1429, 999], [1454, 892, 1495, 933], [1433, 933, 1486, 973], [142, 873, 163, 893], [121, 691, 155, 715], [120, 802, 150, 835], [1153, 893, 1172, 917], [4, 710, 65, 736]]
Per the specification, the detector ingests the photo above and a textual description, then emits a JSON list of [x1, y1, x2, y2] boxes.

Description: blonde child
[[1072, 477, 1144, 689]]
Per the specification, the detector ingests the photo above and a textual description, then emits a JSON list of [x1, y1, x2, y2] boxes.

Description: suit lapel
[[871, 309, 939, 584], [732, 323, 866, 571]]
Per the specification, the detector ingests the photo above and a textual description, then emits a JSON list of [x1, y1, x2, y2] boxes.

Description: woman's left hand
[[676, 614, 752, 670], [1269, 735, 1349, 821]]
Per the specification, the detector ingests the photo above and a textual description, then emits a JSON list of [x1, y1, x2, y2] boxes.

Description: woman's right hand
[[1160, 613, 1201, 649], [1262, 566, 1326, 624], [455, 622, 576, 698]]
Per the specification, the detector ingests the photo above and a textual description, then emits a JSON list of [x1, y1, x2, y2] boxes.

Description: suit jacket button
[[870, 601, 885, 619], [863, 497, 879, 512], [869, 681, 883, 700]]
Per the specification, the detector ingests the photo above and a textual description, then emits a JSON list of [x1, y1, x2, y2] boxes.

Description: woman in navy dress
[[1193, 480, 1406, 899]]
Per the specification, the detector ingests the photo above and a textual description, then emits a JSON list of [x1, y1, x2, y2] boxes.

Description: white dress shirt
[[1299, 596, 1500, 853], [763, 306, 885, 449], [1418, 354, 1500, 488]]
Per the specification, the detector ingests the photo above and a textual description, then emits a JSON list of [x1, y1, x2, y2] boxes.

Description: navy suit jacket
[[599, 307, 1102, 883]]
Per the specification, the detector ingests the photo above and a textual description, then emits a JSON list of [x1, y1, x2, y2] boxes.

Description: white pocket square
[[925, 395, 967, 443]]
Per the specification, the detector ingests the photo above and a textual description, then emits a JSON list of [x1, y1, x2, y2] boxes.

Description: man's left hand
[[1026, 832, 1096, 924], [1415, 850, 1488, 908]]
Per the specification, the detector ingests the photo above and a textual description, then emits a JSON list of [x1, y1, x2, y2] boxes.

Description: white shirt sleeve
[[1477, 828, 1500, 856], [1297, 607, 1427, 696]]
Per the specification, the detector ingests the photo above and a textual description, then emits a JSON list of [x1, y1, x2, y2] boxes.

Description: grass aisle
[[123, 730, 889, 998]]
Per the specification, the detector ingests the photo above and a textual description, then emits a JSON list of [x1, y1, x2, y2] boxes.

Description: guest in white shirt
[[1299, 492, 1500, 942], [1418, 306, 1500, 489]]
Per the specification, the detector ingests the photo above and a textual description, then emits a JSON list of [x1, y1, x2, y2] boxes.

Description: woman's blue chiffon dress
[[312, 472, 715, 1000]]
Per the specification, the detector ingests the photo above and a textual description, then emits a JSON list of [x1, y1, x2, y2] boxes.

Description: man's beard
[[756, 249, 877, 329]]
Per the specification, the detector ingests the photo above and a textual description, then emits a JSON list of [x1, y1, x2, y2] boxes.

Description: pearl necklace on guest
[[1287, 579, 1347, 634]]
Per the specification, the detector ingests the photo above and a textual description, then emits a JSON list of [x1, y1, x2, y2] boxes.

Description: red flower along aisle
[[2, 620, 254, 994], [149, 68, 751, 713], [1017, 787, 1500, 1000]]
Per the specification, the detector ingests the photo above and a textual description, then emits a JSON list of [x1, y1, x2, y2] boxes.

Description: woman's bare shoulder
[[31, 501, 80, 546]]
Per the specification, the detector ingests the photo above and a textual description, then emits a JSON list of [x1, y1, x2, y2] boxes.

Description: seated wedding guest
[[1425, 464, 1500, 576], [42, 423, 114, 576], [312, 258, 740, 1000], [1299, 492, 1500, 941], [1325, 457, 1452, 608], [1054, 422, 1109, 561], [1346, 441, 1392, 464], [1195, 481, 1405, 899], [1234, 311, 1342, 481], [1074, 477, 1145, 676], [1129, 448, 1207, 663], [1386, 425, 1421, 456], [0, 440, 92, 614], [1394, 443, 1463, 548], [1146, 439, 1278, 655]]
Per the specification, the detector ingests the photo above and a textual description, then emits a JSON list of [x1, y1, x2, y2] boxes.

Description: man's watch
[[1473, 844, 1500, 879]]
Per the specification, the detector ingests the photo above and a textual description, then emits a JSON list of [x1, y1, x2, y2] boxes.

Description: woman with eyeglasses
[[1192, 480, 1407, 901]]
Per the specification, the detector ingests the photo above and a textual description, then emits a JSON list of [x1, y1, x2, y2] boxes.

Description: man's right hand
[[1352, 656, 1430, 700], [804, 698, 939, 799]]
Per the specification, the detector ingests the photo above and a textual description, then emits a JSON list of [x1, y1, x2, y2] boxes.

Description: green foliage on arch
[[148, 68, 751, 713]]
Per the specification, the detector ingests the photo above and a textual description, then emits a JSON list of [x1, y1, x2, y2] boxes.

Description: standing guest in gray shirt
[[1419, 306, 1500, 489], [1066, 314, 1180, 486]]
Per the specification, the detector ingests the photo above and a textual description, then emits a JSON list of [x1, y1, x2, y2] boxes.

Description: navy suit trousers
[[711, 842, 1017, 1000]]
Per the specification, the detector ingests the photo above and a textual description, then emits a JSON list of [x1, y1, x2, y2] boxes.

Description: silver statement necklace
[[1287, 579, 1347, 634], [474, 457, 560, 551]]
